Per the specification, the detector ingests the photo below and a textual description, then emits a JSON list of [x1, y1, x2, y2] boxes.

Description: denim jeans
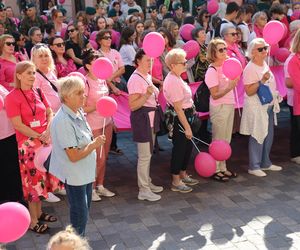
[[65, 182, 92, 236], [248, 107, 274, 170]]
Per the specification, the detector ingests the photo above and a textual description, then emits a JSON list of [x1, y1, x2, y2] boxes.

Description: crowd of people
[[1, 0, 300, 239]]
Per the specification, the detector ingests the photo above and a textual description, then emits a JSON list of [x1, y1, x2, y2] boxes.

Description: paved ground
[[3, 105, 300, 250]]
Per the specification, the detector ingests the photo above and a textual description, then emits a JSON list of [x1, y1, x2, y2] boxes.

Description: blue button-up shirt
[[49, 104, 96, 186]]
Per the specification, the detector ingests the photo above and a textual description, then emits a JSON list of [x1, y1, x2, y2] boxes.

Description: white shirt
[[119, 44, 136, 66]]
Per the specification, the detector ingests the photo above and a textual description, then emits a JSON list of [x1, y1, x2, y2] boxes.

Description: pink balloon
[[270, 43, 279, 56], [275, 48, 291, 63], [222, 58, 243, 80], [96, 96, 117, 117], [34, 145, 52, 172], [0, 95, 3, 111], [0, 202, 30, 243], [292, 10, 300, 19], [194, 152, 217, 177], [90, 31, 98, 41], [179, 24, 195, 41], [282, 23, 288, 39], [209, 140, 232, 161], [59, 0, 65, 4], [263, 21, 285, 45], [183, 40, 200, 60], [92, 57, 114, 80], [68, 71, 87, 83], [60, 27, 67, 39], [40, 15, 48, 23], [89, 39, 98, 50], [76, 67, 87, 76], [143, 32, 165, 58], [207, 0, 219, 15]]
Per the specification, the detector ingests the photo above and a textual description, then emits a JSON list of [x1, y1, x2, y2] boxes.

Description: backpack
[[214, 20, 229, 38], [193, 66, 216, 112]]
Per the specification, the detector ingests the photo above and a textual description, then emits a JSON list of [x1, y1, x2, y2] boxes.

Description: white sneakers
[[149, 183, 164, 193], [291, 157, 300, 165], [138, 190, 161, 201], [249, 165, 282, 177], [92, 189, 101, 202], [55, 189, 67, 196], [45, 192, 61, 202], [92, 186, 116, 202]]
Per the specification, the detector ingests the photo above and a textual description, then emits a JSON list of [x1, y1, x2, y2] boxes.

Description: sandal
[[222, 170, 238, 178], [211, 172, 230, 182], [30, 222, 49, 234], [109, 148, 124, 155], [39, 212, 57, 222]]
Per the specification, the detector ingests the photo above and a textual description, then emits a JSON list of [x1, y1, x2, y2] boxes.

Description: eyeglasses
[[53, 42, 65, 47], [35, 33, 42, 37], [257, 46, 269, 52], [102, 36, 112, 40], [227, 32, 238, 36], [218, 47, 227, 53], [204, 15, 210, 18], [177, 61, 187, 66], [5, 41, 15, 46], [68, 29, 76, 33]]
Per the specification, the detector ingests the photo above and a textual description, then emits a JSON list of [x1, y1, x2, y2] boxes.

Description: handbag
[[257, 82, 273, 105], [164, 105, 177, 139]]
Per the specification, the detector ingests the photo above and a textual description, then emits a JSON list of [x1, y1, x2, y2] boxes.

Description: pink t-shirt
[[284, 54, 294, 107], [163, 72, 193, 109], [127, 70, 159, 127], [85, 76, 112, 130], [5, 88, 50, 143], [0, 85, 15, 140], [151, 57, 163, 81], [99, 49, 124, 83], [34, 70, 61, 113], [55, 58, 77, 78], [205, 66, 235, 106], [0, 57, 17, 91]]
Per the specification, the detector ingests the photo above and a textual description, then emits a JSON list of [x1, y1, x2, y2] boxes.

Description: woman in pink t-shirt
[[5, 61, 62, 234], [205, 38, 239, 182], [128, 49, 163, 202], [163, 48, 199, 193], [82, 50, 115, 202]]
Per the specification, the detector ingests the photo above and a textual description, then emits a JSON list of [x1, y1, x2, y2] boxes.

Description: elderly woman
[[128, 49, 164, 201], [240, 38, 282, 177], [6, 61, 60, 234], [205, 38, 239, 182], [288, 29, 300, 165], [163, 48, 199, 193], [49, 76, 106, 236], [248, 12, 268, 46]]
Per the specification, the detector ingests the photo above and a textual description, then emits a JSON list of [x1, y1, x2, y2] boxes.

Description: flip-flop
[[30, 222, 49, 234], [211, 172, 230, 182], [39, 212, 57, 222], [222, 171, 238, 178]]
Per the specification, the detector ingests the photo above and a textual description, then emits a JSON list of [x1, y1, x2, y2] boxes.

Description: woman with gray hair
[[248, 12, 268, 46], [49, 76, 106, 235], [240, 38, 282, 177]]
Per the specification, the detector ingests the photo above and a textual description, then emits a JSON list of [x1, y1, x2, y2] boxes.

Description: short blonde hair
[[207, 38, 227, 63], [14, 61, 36, 89], [291, 29, 300, 53], [31, 43, 55, 71], [165, 48, 186, 69], [58, 76, 85, 103], [247, 38, 268, 60], [0, 34, 14, 55], [47, 225, 91, 250]]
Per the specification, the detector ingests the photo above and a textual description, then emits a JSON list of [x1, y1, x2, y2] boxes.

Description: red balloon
[[275, 48, 291, 62], [194, 152, 216, 177], [92, 57, 114, 80], [183, 40, 200, 60], [59, 0, 65, 4], [143, 32, 165, 58], [263, 21, 285, 45], [209, 140, 232, 161], [96, 96, 118, 117], [222, 58, 243, 80], [0, 202, 30, 243], [179, 24, 195, 41], [207, 0, 219, 15], [0, 95, 4, 111]]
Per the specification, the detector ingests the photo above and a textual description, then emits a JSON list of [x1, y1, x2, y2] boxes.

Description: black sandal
[[39, 212, 57, 222], [30, 222, 49, 234], [222, 170, 238, 178], [211, 172, 230, 182]]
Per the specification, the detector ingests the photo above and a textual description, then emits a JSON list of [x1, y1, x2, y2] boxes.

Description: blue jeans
[[249, 108, 274, 170], [65, 182, 92, 236]]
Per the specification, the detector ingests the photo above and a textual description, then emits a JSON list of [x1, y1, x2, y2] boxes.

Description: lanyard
[[20, 89, 36, 117]]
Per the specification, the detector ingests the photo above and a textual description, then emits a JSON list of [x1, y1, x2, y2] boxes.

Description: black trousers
[[170, 114, 193, 175], [290, 106, 300, 158]]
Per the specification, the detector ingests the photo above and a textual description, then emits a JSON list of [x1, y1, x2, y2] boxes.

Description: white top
[[248, 31, 257, 46], [119, 44, 136, 66], [238, 22, 250, 43]]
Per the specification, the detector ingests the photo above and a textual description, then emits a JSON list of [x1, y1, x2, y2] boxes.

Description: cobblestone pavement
[[3, 106, 300, 250]]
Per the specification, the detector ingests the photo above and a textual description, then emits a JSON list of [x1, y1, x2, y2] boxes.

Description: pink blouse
[[55, 58, 77, 78], [0, 85, 15, 140], [0, 57, 17, 91]]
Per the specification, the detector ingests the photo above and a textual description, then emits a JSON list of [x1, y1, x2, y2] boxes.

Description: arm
[[10, 116, 41, 138], [66, 48, 83, 66], [289, 58, 300, 93], [152, 76, 163, 87], [285, 78, 293, 89], [173, 100, 192, 140], [209, 78, 238, 100], [128, 86, 154, 111], [107, 66, 125, 83], [244, 71, 271, 96], [39, 107, 53, 143]]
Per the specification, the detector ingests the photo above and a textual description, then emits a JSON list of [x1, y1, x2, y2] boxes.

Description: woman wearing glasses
[[248, 12, 268, 46], [51, 9, 67, 37], [163, 48, 199, 193], [205, 38, 239, 182], [49, 36, 77, 78], [65, 23, 92, 68], [240, 38, 282, 177], [197, 9, 211, 34], [0, 34, 18, 91], [12, 31, 29, 61]]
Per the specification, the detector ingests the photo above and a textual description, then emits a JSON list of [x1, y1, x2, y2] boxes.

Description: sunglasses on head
[[102, 36, 112, 40], [218, 47, 227, 53], [257, 46, 268, 52], [68, 28, 76, 33], [5, 41, 15, 46], [33, 43, 48, 49], [53, 42, 65, 47]]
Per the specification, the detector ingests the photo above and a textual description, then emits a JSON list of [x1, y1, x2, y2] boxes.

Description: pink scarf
[[253, 24, 264, 38]]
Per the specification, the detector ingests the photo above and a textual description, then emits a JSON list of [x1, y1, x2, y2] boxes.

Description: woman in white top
[[240, 38, 282, 177]]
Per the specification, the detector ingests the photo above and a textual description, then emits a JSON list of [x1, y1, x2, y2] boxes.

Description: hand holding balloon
[[93, 135, 106, 148]]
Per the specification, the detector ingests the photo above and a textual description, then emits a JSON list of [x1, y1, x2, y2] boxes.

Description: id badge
[[30, 120, 41, 128]]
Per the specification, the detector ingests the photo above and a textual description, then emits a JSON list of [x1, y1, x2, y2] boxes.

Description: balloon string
[[177, 124, 201, 153], [234, 87, 241, 117], [100, 118, 106, 158], [267, 46, 271, 66]]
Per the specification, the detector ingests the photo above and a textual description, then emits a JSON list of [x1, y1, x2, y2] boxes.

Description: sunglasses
[[5, 41, 15, 46], [218, 47, 227, 53], [53, 42, 65, 47], [227, 32, 238, 36], [204, 15, 210, 18], [257, 46, 269, 52], [102, 36, 112, 40], [177, 61, 187, 66], [68, 29, 76, 33]]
